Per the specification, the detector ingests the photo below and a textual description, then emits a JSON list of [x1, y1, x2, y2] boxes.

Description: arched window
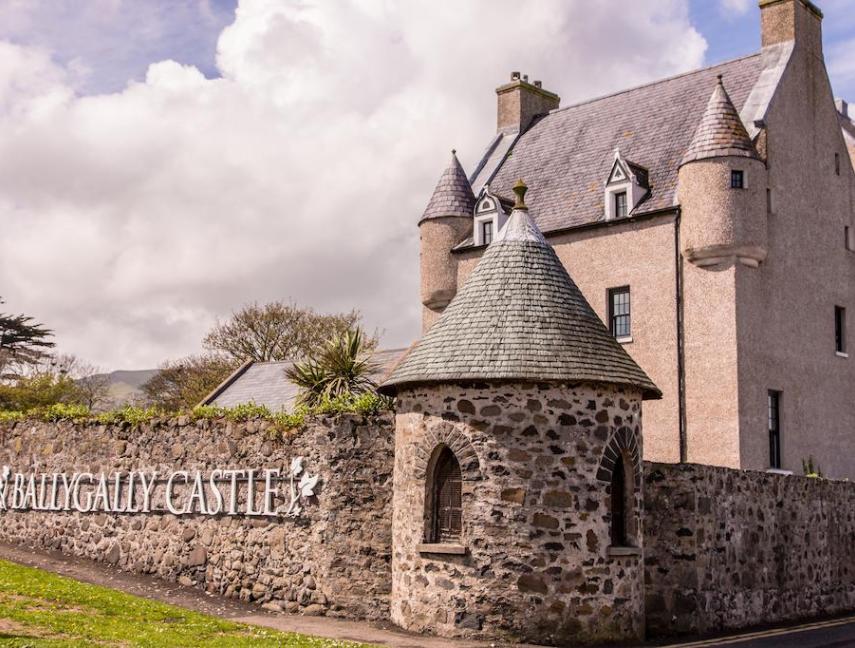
[[431, 447, 462, 542], [610, 454, 628, 546]]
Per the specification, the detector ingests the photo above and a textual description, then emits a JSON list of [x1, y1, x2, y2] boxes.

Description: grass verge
[[0, 559, 375, 647]]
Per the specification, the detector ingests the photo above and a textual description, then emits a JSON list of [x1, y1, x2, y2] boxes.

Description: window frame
[[481, 220, 493, 246], [836, 305, 847, 356], [614, 191, 628, 219], [768, 390, 782, 469], [426, 446, 463, 544], [610, 453, 628, 547], [473, 213, 497, 246], [730, 169, 745, 189], [608, 286, 632, 342]]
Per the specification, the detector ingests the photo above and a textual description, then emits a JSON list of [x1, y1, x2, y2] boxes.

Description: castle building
[[419, 0, 855, 478]]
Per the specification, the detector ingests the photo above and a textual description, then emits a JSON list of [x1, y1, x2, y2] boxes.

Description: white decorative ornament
[[289, 457, 304, 477], [0, 466, 9, 511], [284, 456, 319, 518]]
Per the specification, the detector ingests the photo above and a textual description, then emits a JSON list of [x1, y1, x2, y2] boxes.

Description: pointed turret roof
[[419, 151, 476, 224], [681, 75, 758, 166], [382, 181, 661, 399]]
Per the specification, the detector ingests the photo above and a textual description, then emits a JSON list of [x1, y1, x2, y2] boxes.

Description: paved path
[[2, 542, 855, 648]]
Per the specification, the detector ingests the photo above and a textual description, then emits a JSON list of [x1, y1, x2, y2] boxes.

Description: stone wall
[[391, 381, 646, 646], [0, 414, 394, 620], [644, 462, 855, 636]]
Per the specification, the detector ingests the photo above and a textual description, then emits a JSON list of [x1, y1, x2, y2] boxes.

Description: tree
[[286, 328, 378, 407], [51, 354, 111, 411], [203, 301, 375, 363], [0, 353, 111, 412], [0, 373, 82, 411], [0, 297, 55, 379], [142, 355, 239, 411]]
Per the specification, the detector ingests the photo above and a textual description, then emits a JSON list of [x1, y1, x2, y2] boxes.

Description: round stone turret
[[381, 183, 659, 644], [678, 76, 768, 268], [419, 151, 475, 331]]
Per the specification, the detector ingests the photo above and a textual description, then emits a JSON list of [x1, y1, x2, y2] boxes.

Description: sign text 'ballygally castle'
[[0, 458, 319, 518]]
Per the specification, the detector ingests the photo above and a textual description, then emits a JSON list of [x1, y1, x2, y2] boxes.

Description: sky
[[0, 0, 853, 372]]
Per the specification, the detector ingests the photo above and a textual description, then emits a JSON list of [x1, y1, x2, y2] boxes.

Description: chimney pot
[[836, 98, 849, 118], [534, 80, 542, 88], [522, 74, 529, 83], [511, 71, 520, 81]]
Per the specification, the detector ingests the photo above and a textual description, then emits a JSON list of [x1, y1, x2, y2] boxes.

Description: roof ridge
[[547, 51, 762, 116]]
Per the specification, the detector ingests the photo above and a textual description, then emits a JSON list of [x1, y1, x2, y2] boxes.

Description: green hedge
[[0, 392, 393, 432]]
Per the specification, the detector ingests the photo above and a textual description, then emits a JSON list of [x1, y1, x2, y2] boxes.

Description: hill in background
[[99, 369, 156, 408]]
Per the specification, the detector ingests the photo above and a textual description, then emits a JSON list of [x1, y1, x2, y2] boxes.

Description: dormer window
[[473, 186, 508, 246], [604, 150, 649, 221]]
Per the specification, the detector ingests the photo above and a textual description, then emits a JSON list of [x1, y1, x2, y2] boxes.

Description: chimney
[[836, 98, 849, 119], [496, 72, 560, 135], [759, 0, 823, 55]]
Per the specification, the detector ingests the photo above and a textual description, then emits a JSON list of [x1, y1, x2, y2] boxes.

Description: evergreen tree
[[0, 297, 55, 379]]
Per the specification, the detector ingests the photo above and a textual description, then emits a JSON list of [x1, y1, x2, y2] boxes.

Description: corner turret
[[419, 151, 474, 331], [678, 76, 768, 268]]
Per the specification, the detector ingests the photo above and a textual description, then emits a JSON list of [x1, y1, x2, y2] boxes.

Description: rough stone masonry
[[1, 415, 855, 643], [0, 414, 394, 620]]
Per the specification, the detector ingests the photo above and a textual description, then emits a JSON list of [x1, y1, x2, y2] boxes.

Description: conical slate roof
[[419, 151, 476, 224], [382, 182, 661, 399], [680, 75, 758, 166]]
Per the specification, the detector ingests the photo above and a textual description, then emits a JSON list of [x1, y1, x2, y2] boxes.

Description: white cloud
[[719, 0, 751, 15], [0, 0, 707, 370]]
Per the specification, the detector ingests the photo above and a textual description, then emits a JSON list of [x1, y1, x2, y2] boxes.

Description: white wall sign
[[0, 457, 319, 518]]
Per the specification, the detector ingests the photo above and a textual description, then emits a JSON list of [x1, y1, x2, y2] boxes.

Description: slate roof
[[681, 76, 759, 165], [202, 348, 408, 411], [381, 196, 661, 399], [471, 54, 765, 237], [419, 151, 476, 224]]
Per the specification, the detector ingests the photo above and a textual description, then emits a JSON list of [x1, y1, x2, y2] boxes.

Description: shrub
[[802, 456, 824, 479], [0, 392, 393, 432], [223, 402, 273, 421], [37, 403, 91, 422], [286, 328, 378, 407]]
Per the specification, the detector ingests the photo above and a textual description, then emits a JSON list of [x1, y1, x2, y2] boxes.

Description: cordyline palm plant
[[285, 328, 379, 407]]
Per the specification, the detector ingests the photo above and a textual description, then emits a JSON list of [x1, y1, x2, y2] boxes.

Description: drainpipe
[[674, 210, 687, 463]]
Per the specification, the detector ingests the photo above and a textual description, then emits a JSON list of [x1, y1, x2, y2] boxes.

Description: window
[[836, 306, 847, 354], [610, 454, 628, 546], [608, 287, 631, 340], [846, 226, 852, 251], [768, 391, 781, 469], [614, 191, 628, 219], [767, 188, 772, 215], [430, 447, 462, 542], [836, 153, 841, 176], [481, 220, 493, 246], [731, 169, 745, 189]]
